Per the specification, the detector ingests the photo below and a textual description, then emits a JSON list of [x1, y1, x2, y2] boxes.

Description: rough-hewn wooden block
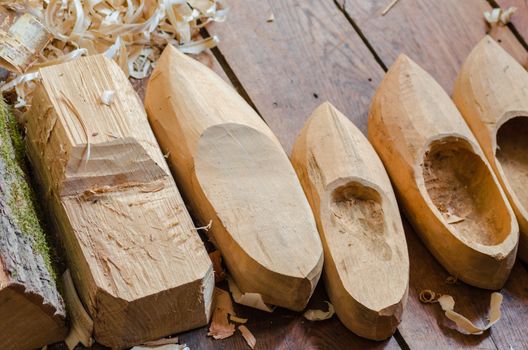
[[24, 55, 214, 349]]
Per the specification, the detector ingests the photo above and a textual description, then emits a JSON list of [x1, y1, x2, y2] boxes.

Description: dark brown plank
[[208, 0, 384, 153], [496, 0, 528, 46], [337, 0, 528, 93]]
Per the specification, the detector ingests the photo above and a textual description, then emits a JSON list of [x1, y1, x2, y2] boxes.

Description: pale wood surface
[[291, 102, 409, 340], [368, 55, 518, 290], [454, 36, 528, 262], [145, 45, 323, 312], [24, 55, 214, 349]]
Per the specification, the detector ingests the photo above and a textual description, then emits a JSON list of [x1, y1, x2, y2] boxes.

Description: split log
[[0, 100, 67, 350], [368, 55, 518, 289], [291, 102, 409, 340], [23, 55, 214, 349], [454, 36, 528, 263], [145, 45, 323, 311]]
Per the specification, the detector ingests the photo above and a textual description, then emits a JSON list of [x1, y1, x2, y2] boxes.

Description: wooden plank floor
[[51, 1, 528, 349]]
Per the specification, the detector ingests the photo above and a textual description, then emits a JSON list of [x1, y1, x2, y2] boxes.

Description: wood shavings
[[382, 0, 401, 16], [1, 0, 229, 109], [100, 90, 116, 106], [209, 250, 226, 282], [227, 276, 275, 312], [303, 301, 335, 321], [419, 289, 439, 303], [445, 213, 465, 224], [420, 290, 503, 335], [141, 337, 180, 346], [484, 7, 517, 25], [267, 13, 275, 22], [132, 345, 189, 350], [62, 270, 94, 350], [194, 219, 213, 231], [208, 287, 236, 339], [230, 315, 248, 324], [238, 325, 256, 349], [438, 293, 503, 335]]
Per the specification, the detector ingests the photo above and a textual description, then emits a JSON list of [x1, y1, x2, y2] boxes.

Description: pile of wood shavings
[[0, 0, 228, 108]]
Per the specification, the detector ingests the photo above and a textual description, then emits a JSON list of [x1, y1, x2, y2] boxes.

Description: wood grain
[[336, 0, 528, 92], [24, 55, 214, 349], [291, 102, 409, 340], [207, 0, 384, 153], [496, 0, 528, 44]]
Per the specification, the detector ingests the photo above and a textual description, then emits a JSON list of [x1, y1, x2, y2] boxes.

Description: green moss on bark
[[0, 99, 55, 279]]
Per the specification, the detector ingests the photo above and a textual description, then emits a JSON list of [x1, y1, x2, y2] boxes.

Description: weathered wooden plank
[[496, 0, 528, 45], [208, 0, 384, 153], [336, 0, 528, 92]]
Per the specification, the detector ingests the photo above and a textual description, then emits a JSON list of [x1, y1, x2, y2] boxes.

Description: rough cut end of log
[[0, 99, 67, 349], [291, 102, 409, 340], [368, 54, 518, 290], [454, 35, 528, 263], [24, 55, 214, 349], [145, 45, 324, 311]]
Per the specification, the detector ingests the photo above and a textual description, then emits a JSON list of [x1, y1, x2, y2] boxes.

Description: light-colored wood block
[[291, 102, 409, 340], [24, 55, 214, 349], [145, 45, 323, 312], [454, 36, 528, 263], [368, 55, 518, 289]]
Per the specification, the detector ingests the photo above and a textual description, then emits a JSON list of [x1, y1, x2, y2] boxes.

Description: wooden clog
[[368, 55, 518, 289], [145, 45, 323, 311], [291, 102, 409, 340], [454, 36, 528, 262]]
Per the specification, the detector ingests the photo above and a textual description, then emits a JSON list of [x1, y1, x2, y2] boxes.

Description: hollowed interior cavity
[[330, 183, 391, 261], [496, 117, 528, 212], [423, 139, 510, 246]]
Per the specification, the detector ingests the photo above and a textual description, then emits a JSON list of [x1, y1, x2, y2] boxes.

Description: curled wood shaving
[[303, 301, 335, 321], [0, 0, 228, 108], [208, 287, 236, 340], [266, 13, 275, 22], [419, 289, 439, 303], [238, 325, 256, 349], [484, 7, 517, 25], [227, 276, 275, 312], [194, 219, 212, 231], [230, 315, 248, 324], [62, 270, 94, 350], [420, 290, 503, 335], [132, 345, 189, 350], [141, 337, 180, 346]]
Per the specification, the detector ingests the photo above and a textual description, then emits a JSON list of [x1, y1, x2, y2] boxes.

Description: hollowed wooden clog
[[454, 36, 528, 262], [291, 102, 409, 340], [369, 55, 518, 289]]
